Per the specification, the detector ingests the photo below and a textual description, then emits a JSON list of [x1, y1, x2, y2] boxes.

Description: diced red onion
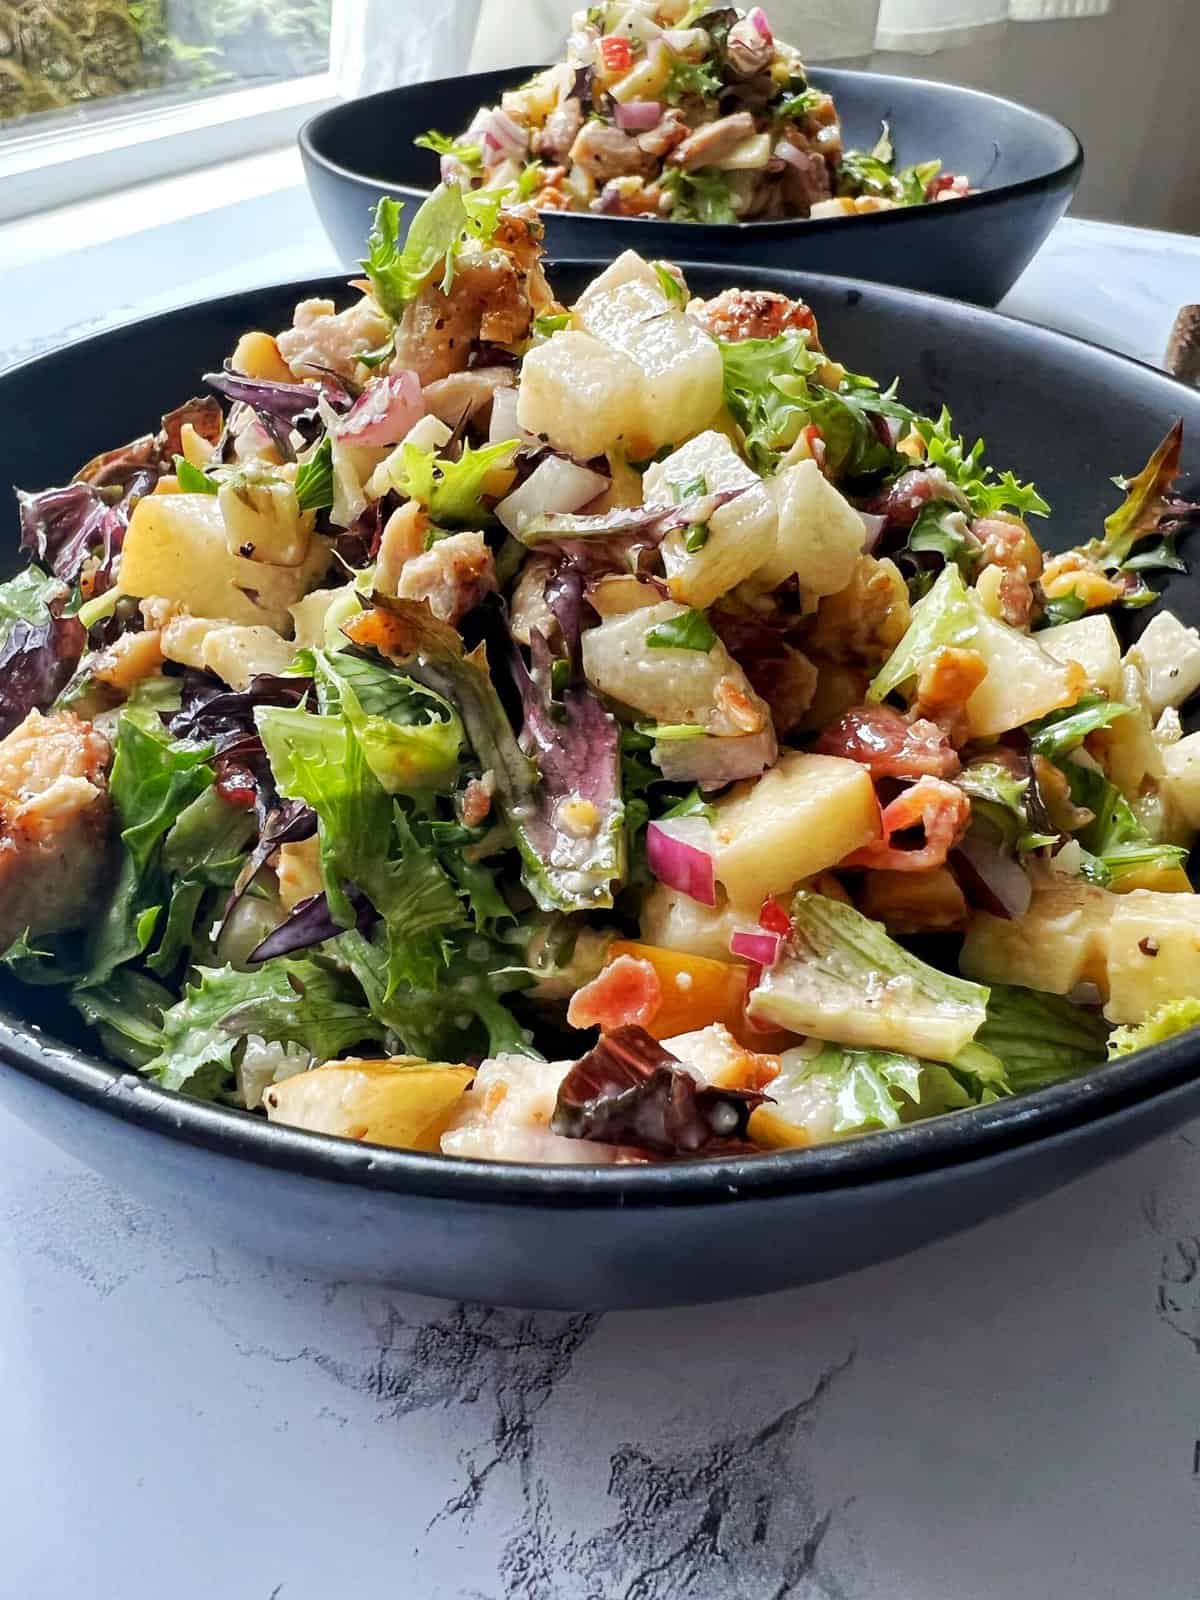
[[646, 818, 717, 906], [773, 139, 810, 173], [336, 372, 423, 447], [615, 100, 663, 132], [1067, 982, 1103, 1007], [489, 107, 529, 158], [858, 510, 887, 552], [652, 725, 778, 790], [730, 929, 781, 967], [747, 6, 773, 41], [496, 456, 611, 536], [951, 833, 1032, 920]]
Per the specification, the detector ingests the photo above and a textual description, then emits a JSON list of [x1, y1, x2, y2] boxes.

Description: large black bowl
[[1, 263, 1197, 1310], [300, 64, 1082, 307]]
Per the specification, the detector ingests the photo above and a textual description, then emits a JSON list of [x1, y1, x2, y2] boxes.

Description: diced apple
[[119, 494, 330, 631], [660, 1023, 781, 1090], [959, 876, 1112, 997], [639, 882, 751, 964], [644, 431, 777, 608], [1163, 731, 1200, 829], [752, 459, 865, 596], [160, 614, 295, 690], [1126, 611, 1200, 716], [709, 751, 880, 910], [575, 249, 664, 307], [1105, 891, 1200, 1024], [573, 278, 724, 452], [440, 1054, 626, 1164], [517, 330, 645, 460], [581, 601, 768, 734], [964, 610, 1084, 739], [263, 1057, 476, 1151], [1038, 614, 1123, 697]]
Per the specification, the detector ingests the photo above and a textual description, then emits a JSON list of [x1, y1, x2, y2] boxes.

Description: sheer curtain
[[332, 0, 1113, 94]]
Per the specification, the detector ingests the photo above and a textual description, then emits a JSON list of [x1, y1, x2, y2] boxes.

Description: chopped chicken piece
[[276, 296, 391, 382], [0, 710, 111, 950], [690, 286, 819, 346], [669, 112, 756, 172], [569, 120, 658, 183], [394, 530, 497, 625], [440, 1054, 633, 1164]]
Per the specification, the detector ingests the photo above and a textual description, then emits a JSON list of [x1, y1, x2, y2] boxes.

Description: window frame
[[0, 71, 338, 227]]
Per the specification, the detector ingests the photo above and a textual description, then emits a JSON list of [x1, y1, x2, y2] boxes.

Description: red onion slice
[[615, 99, 663, 132], [951, 832, 1033, 920], [747, 6, 773, 41], [336, 372, 423, 447], [730, 929, 781, 967], [646, 818, 717, 906], [858, 510, 887, 552], [773, 139, 811, 172]]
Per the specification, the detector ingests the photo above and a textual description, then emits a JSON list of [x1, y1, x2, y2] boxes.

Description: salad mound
[[3, 185, 1199, 1167], [420, 2, 970, 224]]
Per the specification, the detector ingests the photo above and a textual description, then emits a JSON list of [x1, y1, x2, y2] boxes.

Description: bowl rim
[[1, 260, 1194, 1212], [299, 61, 1084, 239]]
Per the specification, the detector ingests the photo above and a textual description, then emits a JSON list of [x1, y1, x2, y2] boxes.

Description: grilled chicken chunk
[[0, 710, 111, 951]]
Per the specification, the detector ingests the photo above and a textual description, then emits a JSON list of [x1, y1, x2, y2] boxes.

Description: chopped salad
[[3, 184, 1198, 1166], [420, 2, 970, 223]]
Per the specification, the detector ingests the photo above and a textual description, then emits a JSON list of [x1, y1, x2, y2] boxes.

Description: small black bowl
[[301, 64, 1082, 307], [0, 261, 1195, 1311]]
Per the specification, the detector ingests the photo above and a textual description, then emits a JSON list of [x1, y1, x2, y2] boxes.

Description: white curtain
[[332, 0, 1113, 95], [876, 0, 1111, 54]]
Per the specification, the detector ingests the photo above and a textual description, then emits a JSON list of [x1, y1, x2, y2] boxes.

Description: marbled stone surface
[[2, 176, 1200, 1597]]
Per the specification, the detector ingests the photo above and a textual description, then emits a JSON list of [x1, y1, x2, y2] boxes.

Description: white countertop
[[3, 157, 1200, 1600]]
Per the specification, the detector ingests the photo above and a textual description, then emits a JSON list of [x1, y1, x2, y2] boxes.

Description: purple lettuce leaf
[[0, 608, 86, 740], [17, 483, 110, 583], [246, 882, 376, 965], [551, 1025, 768, 1156], [343, 597, 623, 913], [218, 797, 318, 938], [515, 487, 746, 546]]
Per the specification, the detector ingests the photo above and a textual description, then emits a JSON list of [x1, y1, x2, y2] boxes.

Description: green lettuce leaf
[[660, 167, 737, 225], [1108, 996, 1200, 1059], [977, 984, 1109, 1090], [955, 758, 1057, 853], [82, 713, 216, 987], [381, 438, 519, 525], [144, 960, 380, 1097], [912, 408, 1050, 519], [71, 969, 175, 1070], [748, 890, 991, 1064], [867, 564, 978, 704], [256, 705, 464, 992], [1090, 420, 1185, 567], [361, 186, 507, 321], [1028, 693, 1129, 760], [1064, 756, 1188, 886], [717, 330, 826, 470], [307, 647, 462, 795], [414, 128, 484, 170], [0, 565, 59, 630], [337, 925, 535, 1062]]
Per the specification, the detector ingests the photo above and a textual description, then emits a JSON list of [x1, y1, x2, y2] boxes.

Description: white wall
[[469, 0, 1200, 235], [858, 0, 1200, 233]]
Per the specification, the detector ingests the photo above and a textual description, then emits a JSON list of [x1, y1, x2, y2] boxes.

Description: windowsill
[[0, 73, 337, 224], [0, 146, 341, 375]]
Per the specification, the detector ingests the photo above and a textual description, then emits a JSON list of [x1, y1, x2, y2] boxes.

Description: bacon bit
[[997, 568, 1034, 630], [599, 34, 634, 72], [460, 771, 495, 828], [843, 776, 971, 873], [803, 424, 826, 471], [567, 954, 662, 1033], [879, 469, 939, 531], [689, 288, 820, 347], [973, 512, 1043, 581], [814, 703, 960, 780], [713, 674, 766, 734], [215, 774, 258, 811]]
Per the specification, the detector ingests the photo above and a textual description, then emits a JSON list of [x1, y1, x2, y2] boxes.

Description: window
[[0, 1, 336, 222]]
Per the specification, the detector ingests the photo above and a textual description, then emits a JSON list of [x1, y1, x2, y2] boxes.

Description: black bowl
[[300, 64, 1082, 307], [1, 262, 1196, 1311]]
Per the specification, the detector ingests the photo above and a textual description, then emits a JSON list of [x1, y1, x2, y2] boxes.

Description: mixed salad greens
[[2, 182, 1198, 1166], [420, 2, 970, 224]]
